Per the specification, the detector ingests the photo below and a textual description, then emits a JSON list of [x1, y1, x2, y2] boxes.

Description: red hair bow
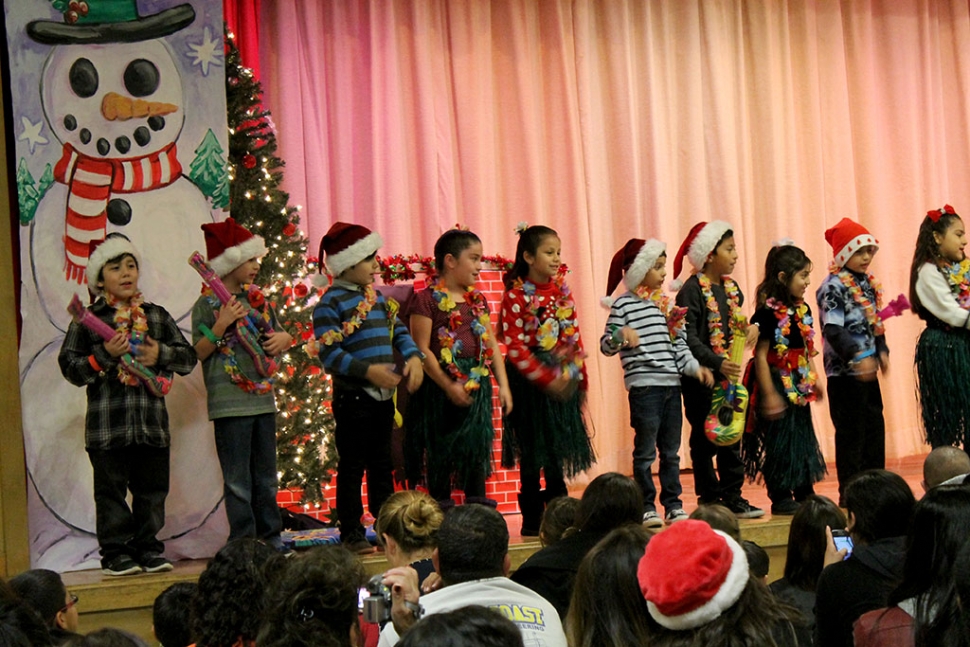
[[927, 204, 957, 222]]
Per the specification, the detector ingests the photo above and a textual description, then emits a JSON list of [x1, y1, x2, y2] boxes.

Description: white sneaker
[[642, 511, 663, 529], [665, 509, 689, 524]]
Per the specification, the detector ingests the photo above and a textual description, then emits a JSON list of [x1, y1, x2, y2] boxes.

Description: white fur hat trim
[[687, 221, 732, 272], [209, 235, 268, 278], [624, 239, 666, 291]]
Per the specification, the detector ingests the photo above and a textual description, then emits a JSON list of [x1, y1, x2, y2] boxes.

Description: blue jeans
[[629, 385, 684, 514], [213, 413, 283, 547]]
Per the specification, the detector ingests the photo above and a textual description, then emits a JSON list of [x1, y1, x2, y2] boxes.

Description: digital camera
[[362, 574, 392, 624]]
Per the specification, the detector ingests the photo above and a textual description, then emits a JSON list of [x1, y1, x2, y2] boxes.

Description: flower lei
[[697, 273, 744, 356], [829, 262, 885, 336], [318, 285, 378, 347], [514, 276, 585, 379], [766, 298, 818, 405], [108, 291, 149, 387], [942, 259, 970, 310], [203, 285, 274, 395], [636, 286, 687, 341], [431, 281, 493, 393]]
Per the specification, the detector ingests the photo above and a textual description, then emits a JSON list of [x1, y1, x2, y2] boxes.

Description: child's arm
[[915, 263, 970, 328], [754, 339, 786, 419], [810, 355, 825, 401], [142, 306, 197, 375], [599, 299, 638, 356], [261, 303, 293, 357], [410, 312, 471, 406], [672, 332, 713, 386], [387, 303, 424, 393], [312, 293, 384, 381], [500, 289, 560, 389], [58, 319, 117, 386], [486, 319, 512, 415], [675, 279, 726, 373], [192, 296, 248, 362]]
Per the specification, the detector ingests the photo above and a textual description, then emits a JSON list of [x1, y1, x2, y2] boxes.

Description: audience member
[[64, 629, 148, 646], [538, 496, 580, 547], [257, 545, 364, 647], [152, 582, 196, 647], [8, 569, 80, 645], [0, 599, 54, 647], [853, 485, 970, 646], [743, 540, 770, 582], [953, 536, 970, 644], [378, 504, 565, 646], [397, 606, 524, 647], [769, 494, 846, 646], [689, 503, 741, 541], [921, 446, 970, 491], [814, 469, 916, 647], [638, 519, 799, 646], [511, 472, 642, 618], [375, 490, 443, 586], [190, 539, 280, 647], [566, 525, 652, 647]]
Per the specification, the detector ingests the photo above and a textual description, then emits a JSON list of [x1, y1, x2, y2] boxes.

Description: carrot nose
[[101, 92, 177, 121]]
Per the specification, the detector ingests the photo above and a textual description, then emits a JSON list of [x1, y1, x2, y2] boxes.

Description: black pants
[[682, 380, 745, 503], [88, 444, 169, 565], [332, 387, 395, 541], [827, 375, 885, 503]]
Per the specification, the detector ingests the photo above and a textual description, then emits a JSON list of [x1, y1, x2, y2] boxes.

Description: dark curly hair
[[190, 539, 280, 647], [256, 545, 364, 647], [398, 606, 524, 647]]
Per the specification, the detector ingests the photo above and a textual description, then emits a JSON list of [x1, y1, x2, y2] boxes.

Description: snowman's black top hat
[[27, 0, 195, 46]]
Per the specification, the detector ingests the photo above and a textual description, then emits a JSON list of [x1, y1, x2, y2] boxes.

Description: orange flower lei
[[318, 285, 378, 347], [108, 290, 149, 387], [635, 286, 687, 341], [697, 273, 744, 356], [431, 281, 493, 392], [830, 262, 885, 336]]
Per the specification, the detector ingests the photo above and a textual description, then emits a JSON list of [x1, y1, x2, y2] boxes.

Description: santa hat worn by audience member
[[825, 218, 878, 268], [86, 233, 141, 294], [201, 217, 268, 278], [637, 519, 749, 631], [313, 222, 384, 287], [669, 221, 733, 291], [601, 238, 666, 309]]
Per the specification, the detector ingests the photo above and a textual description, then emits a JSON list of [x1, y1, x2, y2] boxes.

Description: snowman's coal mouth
[[63, 112, 167, 156]]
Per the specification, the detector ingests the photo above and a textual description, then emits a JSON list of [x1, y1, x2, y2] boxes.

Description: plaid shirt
[[58, 299, 197, 450]]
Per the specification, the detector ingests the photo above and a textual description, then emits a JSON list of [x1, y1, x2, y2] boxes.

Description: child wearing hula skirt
[[742, 244, 826, 516], [406, 229, 512, 508], [500, 224, 595, 535]]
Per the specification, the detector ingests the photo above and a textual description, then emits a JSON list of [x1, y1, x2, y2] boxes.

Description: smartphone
[[832, 529, 853, 559]]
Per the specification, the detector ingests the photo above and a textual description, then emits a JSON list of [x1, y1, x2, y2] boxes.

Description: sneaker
[[642, 511, 664, 529], [770, 499, 801, 516], [722, 496, 765, 519], [344, 538, 376, 555], [102, 555, 143, 577], [665, 509, 690, 524], [140, 553, 173, 573]]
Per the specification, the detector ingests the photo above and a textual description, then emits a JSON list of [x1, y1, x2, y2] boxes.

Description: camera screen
[[358, 586, 368, 611], [833, 535, 853, 558]]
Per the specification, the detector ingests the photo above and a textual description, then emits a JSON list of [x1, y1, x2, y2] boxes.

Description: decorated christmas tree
[[223, 31, 336, 505]]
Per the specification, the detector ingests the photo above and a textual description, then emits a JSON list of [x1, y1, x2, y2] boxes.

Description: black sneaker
[[102, 555, 142, 577], [722, 496, 765, 519], [140, 553, 173, 573], [770, 499, 801, 516]]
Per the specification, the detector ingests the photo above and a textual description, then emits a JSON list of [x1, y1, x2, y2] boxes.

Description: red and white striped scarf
[[54, 142, 182, 283]]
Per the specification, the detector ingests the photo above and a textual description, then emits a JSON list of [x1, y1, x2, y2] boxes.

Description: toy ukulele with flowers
[[704, 310, 750, 446]]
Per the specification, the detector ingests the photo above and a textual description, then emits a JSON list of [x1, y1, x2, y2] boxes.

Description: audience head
[[375, 490, 443, 568], [844, 469, 916, 545], [689, 504, 741, 541], [539, 496, 580, 546], [435, 504, 509, 585], [742, 540, 769, 582], [0, 599, 53, 647], [783, 494, 847, 591], [152, 582, 196, 647], [567, 525, 652, 647], [65, 629, 148, 647], [191, 538, 280, 647], [573, 472, 643, 534], [922, 446, 970, 491], [258, 545, 364, 647], [8, 569, 78, 634], [397, 606, 524, 647]]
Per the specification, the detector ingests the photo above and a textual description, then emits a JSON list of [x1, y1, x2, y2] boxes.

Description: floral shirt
[[815, 271, 887, 377]]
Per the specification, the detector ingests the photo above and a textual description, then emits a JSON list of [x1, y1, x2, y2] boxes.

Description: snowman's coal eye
[[69, 58, 98, 98], [123, 59, 160, 98]]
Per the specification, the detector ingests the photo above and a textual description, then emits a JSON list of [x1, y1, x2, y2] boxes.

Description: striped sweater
[[312, 280, 421, 395], [599, 292, 701, 390]]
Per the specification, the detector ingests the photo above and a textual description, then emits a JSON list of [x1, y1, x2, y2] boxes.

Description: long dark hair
[[755, 245, 812, 307], [782, 495, 847, 591], [502, 225, 558, 290], [910, 211, 962, 318]]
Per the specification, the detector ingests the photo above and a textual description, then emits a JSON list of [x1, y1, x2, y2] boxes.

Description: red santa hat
[[314, 221, 383, 286], [601, 238, 666, 308], [85, 233, 140, 293], [670, 221, 733, 291], [201, 218, 268, 278], [637, 519, 749, 631], [825, 218, 878, 268]]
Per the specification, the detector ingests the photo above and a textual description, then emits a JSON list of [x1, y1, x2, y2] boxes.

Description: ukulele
[[704, 311, 749, 446]]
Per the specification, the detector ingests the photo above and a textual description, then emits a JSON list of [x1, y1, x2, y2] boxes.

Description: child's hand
[[499, 386, 513, 415], [403, 356, 424, 393], [720, 360, 742, 380], [104, 331, 130, 358], [619, 326, 639, 349], [366, 363, 401, 389], [445, 379, 473, 406], [760, 389, 787, 420], [136, 336, 160, 367], [696, 366, 714, 387], [261, 331, 293, 357], [823, 526, 848, 568], [814, 379, 825, 402], [745, 324, 760, 348], [852, 356, 878, 382], [546, 372, 575, 401], [215, 297, 248, 334], [879, 352, 890, 375]]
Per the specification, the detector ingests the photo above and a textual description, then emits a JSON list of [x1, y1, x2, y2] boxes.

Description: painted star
[[186, 25, 223, 76], [19, 116, 48, 154]]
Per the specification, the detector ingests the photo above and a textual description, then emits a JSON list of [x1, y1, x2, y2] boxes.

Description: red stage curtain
[[224, 0, 261, 79]]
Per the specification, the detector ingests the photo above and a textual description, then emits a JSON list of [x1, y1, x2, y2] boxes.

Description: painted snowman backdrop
[[17, 1, 226, 569]]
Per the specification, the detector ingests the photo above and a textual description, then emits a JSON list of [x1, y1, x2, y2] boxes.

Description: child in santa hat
[[600, 238, 713, 529], [814, 218, 888, 504], [312, 222, 424, 554], [671, 222, 763, 519], [191, 218, 293, 554]]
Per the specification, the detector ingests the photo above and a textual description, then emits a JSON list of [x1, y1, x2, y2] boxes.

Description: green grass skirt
[[501, 358, 595, 477], [404, 357, 495, 488], [915, 326, 970, 447]]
